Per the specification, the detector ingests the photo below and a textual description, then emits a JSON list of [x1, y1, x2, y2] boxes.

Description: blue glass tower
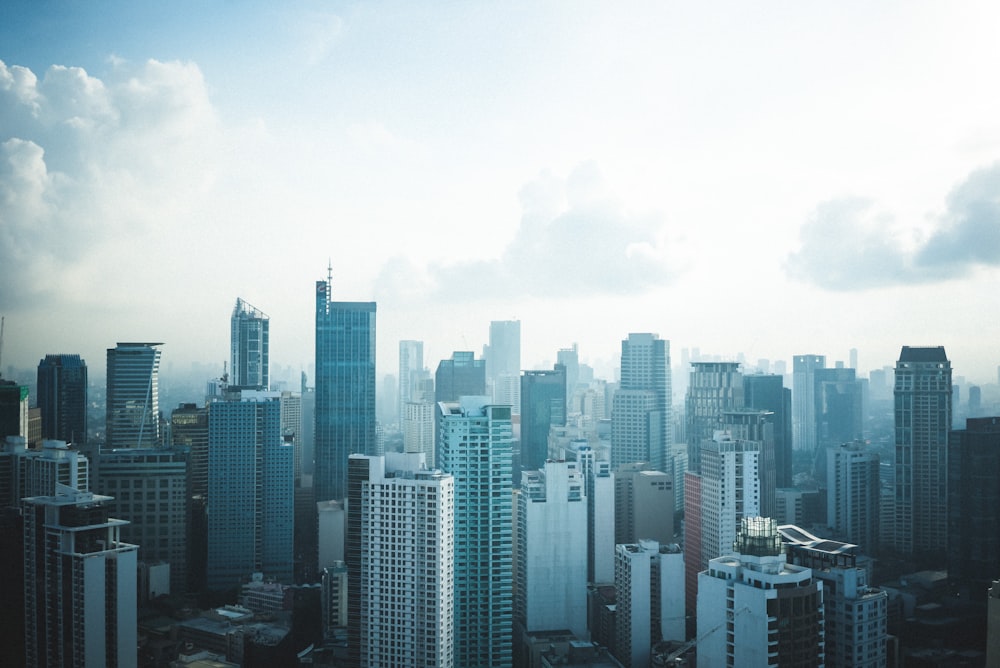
[[314, 273, 376, 503]]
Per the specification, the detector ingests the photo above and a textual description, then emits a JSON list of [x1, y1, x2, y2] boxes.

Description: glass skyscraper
[[230, 298, 269, 390], [314, 275, 376, 503], [106, 342, 162, 449], [36, 354, 88, 444]]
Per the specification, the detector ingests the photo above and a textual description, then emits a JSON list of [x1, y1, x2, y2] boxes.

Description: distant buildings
[[36, 354, 88, 444], [438, 397, 513, 666], [106, 342, 162, 449], [698, 517, 824, 667], [24, 486, 138, 668], [612, 333, 671, 472], [743, 373, 792, 488], [398, 339, 424, 425], [487, 320, 521, 413], [314, 274, 376, 503], [792, 354, 825, 453], [826, 441, 880, 553], [893, 346, 951, 559], [230, 298, 269, 390]]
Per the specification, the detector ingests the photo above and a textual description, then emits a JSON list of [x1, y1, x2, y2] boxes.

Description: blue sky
[[2, 1, 1000, 384]]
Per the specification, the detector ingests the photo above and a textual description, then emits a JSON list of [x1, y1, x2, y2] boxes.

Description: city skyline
[[2, 3, 1000, 385]]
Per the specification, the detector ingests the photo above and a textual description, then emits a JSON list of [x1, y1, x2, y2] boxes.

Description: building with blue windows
[[314, 273, 376, 503]]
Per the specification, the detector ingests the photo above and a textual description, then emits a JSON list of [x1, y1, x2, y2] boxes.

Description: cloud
[[0, 58, 219, 311], [374, 163, 683, 304], [787, 162, 1000, 290]]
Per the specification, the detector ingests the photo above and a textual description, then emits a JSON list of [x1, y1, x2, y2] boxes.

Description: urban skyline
[[3, 3, 1000, 386]]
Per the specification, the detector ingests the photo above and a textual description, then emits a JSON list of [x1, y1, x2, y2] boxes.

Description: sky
[[2, 1, 1000, 386]]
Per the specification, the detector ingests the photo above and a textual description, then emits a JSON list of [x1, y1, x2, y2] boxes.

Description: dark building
[[948, 417, 1000, 596], [434, 351, 486, 404], [0, 379, 29, 441], [520, 365, 567, 472], [314, 273, 376, 504], [743, 374, 792, 488], [36, 354, 88, 444]]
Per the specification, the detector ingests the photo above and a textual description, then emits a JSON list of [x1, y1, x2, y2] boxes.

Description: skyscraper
[[434, 351, 486, 404], [614, 463, 673, 545], [684, 361, 742, 474], [487, 320, 521, 411], [36, 354, 88, 444], [0, 379, 30, 442], [615, 540, 685, 667], [519, 366, 567, 472], [398, 339, 424, 425], [948, 417, 1000, 593], [743, 373, 792, 488], [314, 274, 376, 503], [106, 342, 162, 449], [612, 333, 671, 471], [346, 453, 454, 667], [230, 298, 269, 390], [23, 486, 138, 668], [893, 345, 951, 559], [438, 397, 513, 666], [515, 460, 588, 651], [826, 441, 880, 553], [207, 390, 293, 589], [792, 354, 826, 452]]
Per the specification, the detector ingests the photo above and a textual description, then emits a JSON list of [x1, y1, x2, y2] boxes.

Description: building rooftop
[[898, 346, 948, 363]]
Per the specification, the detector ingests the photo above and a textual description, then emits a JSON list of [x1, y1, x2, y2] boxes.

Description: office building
[[948, 417, 1000, 593], [613, 334, 671, 472], [95, 446, 190, 594], [792, 354, 826, 453], [346, 453, 454, 667], [207, 390, 293, 590], [814, 367, 863, 450], [230, 298, 269, 390], [826, 441, 880, 553], [698, 518, 824, 667], [682, 471, 702, 622], [515, 460, 588, 652], [743, 374, 792, 488], [23, 486, 138, 668], [614, 464, 673, 546], [685, 361, 742, 474], [439, 397, 514, 666], [614, 540, 684, 667], [722, 409, 776, 519], [171, 404, 208, 497], [402, 399, 435, 466], [0, 379, 30, 442], [563, 441, 616, 583], [520, 366, 567, 472], [106, 342, 162, 449], [557, 345, 581, 400], [314, 273, 376, 503], [487, 320, 521, 412], [893, 346, 951, 558], [398, 340, 424, 425], [435, 351, 486, 404], [36, 354, 88, 444], [781, 525, 887, 668]]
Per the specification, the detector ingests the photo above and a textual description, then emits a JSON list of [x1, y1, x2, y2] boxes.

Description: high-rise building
[[614, 540, 685, 667], [685, 431, 760, 620], [487, 320, 521, 412], [2, 438, 90, 508], [36, 354, 88, 444], [698, 518, 825, 667], [23, 486, 138, 668], [0, 379, 30, 442], [685, 361, 742, 474], [398, 340, 424, 425], [515, 460, 588, 653], [948, 416, 1000, 593], [562, 441, 615, 583], [438, 397, 513, 666], [314, 274, 376, 503], [792, 354, 826, 453], [989, 581, 1000, 667], [106, 342, 162, 449], [557, 345, 581, 400], [402, 400, 435, 467], [743, 374, 792, 488], [614, 464, 673, 546], [520, 366, 567, 472], [346, 453, 454, 667], [171, 404, 208, 497], [207, 390, 293, 589], [781, 524, 887, 668], [434, 351, 486, 404], [614, 334, 671, 473], [95, 447, 190, 594], [230, 298, 269, 390], [826, 441, 880, 553], [893, 345, 951, 558], [722, 409, 776, 519]]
